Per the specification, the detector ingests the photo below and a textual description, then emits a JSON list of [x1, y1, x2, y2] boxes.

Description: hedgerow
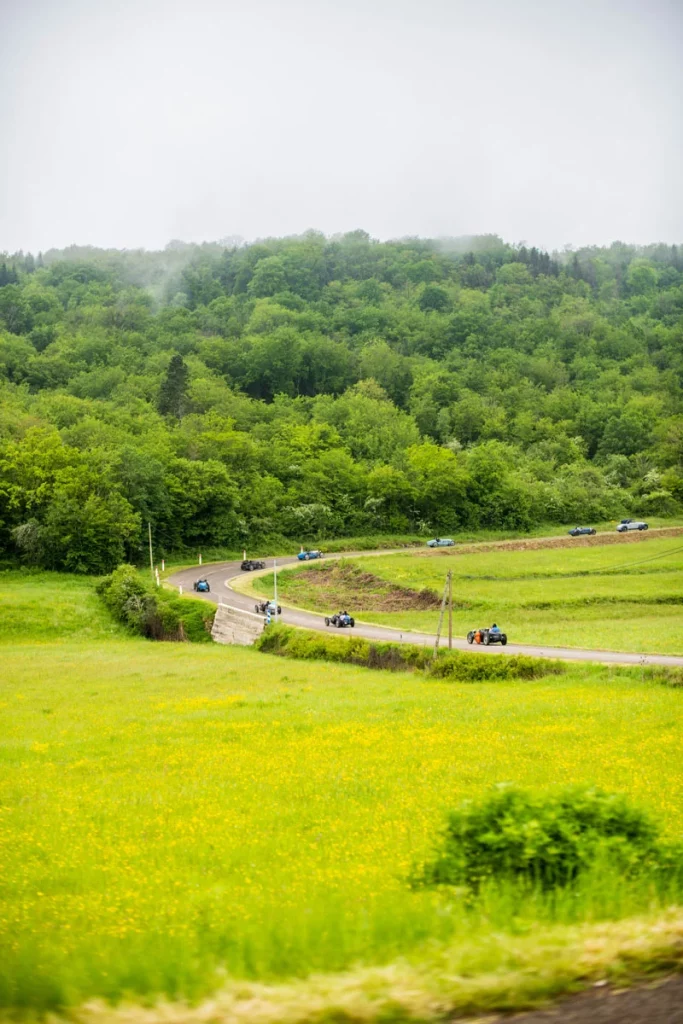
[[254, 624, 564, 680], [97, 564, 214, 641]]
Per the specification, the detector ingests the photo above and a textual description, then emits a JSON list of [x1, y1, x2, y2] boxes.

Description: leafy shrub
[[417, 786, 683, 891], [254, 625, 563, 680], [97, 564, 214, 641], [639, 490, 680, 517], [429, 652, 563, 681]]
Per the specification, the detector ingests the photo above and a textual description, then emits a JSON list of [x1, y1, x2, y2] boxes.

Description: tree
[[418, 284, 451, 313], [158, 354, 190, 419], [248, 256, 287, 298], [0, 285, 33, 335], [43, 488, 141, 573]]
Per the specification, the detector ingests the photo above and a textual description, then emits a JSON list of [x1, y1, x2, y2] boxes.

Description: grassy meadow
[[1, 570, 683, 1014], [255, 535, 683, 655]]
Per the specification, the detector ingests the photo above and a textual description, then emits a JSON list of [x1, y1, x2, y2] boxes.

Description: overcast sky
[[1, 0, 681, 253]]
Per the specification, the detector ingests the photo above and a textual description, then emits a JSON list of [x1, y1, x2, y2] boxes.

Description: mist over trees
[[1, 231, 682, 572]]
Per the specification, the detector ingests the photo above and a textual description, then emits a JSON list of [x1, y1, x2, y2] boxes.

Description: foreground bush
[[255, 625, 564, 680], [97, 564, 214, 641], [417, 786, 683, 892]]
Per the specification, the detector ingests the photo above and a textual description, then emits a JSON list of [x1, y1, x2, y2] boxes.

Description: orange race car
[[467, 625, 508, 646]]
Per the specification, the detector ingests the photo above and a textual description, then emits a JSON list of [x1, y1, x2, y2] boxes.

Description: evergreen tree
[[157, 354, 190, 419]]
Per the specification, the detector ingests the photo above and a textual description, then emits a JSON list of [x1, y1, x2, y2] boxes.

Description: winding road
[[169, 551, 683, 668]]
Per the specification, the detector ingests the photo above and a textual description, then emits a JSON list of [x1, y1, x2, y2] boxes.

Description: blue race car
[[568, 526, 597, 537], [193, 578, 211, 592], [297, 549, 323, 560], [325, 612, 355, 628], [427, 538, 455, 548]]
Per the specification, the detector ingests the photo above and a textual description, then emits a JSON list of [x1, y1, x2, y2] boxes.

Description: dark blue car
[[568, 526, 597, 537], [193, 578, 211, 592]]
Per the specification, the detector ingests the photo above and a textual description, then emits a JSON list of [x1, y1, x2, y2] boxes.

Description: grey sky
[[1, 0, 681, 253]]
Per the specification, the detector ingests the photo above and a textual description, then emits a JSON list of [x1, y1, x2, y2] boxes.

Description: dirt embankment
[[282, 560, 441, 611], [431, 527, 683, 558]]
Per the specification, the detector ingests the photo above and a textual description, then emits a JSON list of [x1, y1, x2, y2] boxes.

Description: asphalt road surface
[[482, 973, 683, 1024], [169, 552, 683, 668]]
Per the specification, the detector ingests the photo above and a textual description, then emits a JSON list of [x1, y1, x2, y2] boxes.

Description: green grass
[[1, 574, 682, 1012], [259, 538, 683, 655], [0, 571, 125, 644]]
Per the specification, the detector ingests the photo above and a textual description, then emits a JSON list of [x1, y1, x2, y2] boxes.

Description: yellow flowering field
[[1, 579, 683, 1013], [1, 572, 682, 1010]]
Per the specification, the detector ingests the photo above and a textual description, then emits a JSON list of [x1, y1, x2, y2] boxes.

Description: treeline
[[1, 231, 682, 572]]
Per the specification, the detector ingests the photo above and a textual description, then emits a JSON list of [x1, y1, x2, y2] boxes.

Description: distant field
[[1, 573, 682, 1015], [257, 536, 683, 655]]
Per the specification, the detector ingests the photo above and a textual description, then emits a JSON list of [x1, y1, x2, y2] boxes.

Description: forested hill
[[1, 232, 682, 573]]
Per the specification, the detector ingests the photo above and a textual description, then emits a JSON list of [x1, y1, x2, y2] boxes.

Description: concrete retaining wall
[[211, 604, 266, 646]]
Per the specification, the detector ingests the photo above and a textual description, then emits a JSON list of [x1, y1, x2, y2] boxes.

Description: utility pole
[[448, 570, 452, 649], [433, 574, 449, 659], [148, 522, 154, 575], [273, 558, 278, 623]]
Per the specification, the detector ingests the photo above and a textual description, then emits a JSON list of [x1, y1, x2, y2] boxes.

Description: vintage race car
[[467, 627, 507, 646], [427, 538, 455, 547], [568, 526, 596, 536], [193, 578, 211, 592], [324, 613, 355, 628], [297, 549, 323, 560], [255, 600, 282, 615], [241, 559, 266, 571]]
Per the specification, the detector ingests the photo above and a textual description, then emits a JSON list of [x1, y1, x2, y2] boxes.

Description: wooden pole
[[448, 570, 452, 649], [433, 575, 449, 660]]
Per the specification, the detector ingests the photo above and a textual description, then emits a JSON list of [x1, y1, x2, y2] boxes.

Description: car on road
[[241, 559, 265, 571], [297, 549, 323, 560], [568, 526, 597, 536], [427, 538, 455, 548], [616, 519, 649, 532], [193, 578, 211, 592], [467, 626, 507, 646], [255, 600, 282, 615], [325, 612, 355, 628]]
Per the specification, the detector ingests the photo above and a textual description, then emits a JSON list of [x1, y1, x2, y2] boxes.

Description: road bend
[[169, 553, 683, 669]]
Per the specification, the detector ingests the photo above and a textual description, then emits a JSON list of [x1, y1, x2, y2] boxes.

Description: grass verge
[[18, 912, 683, 1024]]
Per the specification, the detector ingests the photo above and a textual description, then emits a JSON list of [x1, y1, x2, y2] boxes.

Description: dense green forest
[[1, 231, 682, 572]]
